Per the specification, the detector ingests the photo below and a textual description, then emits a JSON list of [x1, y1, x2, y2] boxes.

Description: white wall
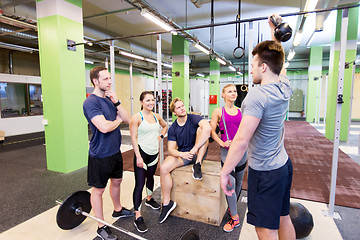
[[0, 116, 44, 136], [190, 78, 209, 117], [0, 74, 44, 136]]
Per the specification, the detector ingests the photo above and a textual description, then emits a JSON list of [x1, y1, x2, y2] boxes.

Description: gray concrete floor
[[1, 122, 360, 239], [311, 121, 360, 240]]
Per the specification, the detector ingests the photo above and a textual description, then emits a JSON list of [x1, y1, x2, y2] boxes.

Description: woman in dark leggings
[[210, 84, 247, 232], [129, 91, 168, 233]]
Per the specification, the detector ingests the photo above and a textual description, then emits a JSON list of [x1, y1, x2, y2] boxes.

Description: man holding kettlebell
[[220, 14, 296, 240]]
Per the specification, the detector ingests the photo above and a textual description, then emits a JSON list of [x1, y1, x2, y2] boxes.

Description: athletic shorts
[[247, 158, 293, 230], [87, 151, 123, 189], [180, 146, 208, 166]]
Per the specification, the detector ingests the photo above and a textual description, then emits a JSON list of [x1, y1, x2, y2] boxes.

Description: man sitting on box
[[158, 97, 212, 224]]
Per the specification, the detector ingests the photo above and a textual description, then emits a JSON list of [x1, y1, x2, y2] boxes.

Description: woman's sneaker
[[158, 200, 177, 223], [134, 217, 148, 233], [145, 198, 160, 210], [112, 207, 135, 219], [97, 225, 117, 240], [223, 215, 240, 232]]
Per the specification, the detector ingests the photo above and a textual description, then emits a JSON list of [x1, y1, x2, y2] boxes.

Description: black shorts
[[247, 158, 293, 230], [87, 151, 123, 189]]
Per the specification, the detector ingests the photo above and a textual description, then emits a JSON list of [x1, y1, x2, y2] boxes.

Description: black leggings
[[133, 146, 159, 211]]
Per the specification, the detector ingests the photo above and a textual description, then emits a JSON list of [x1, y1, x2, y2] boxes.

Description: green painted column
[[306, 46, 323, 122], [172, 35, 189, 113], [209, 60, 220, 116], [325, 6, 359, 141], [37, 0, 88, 173]]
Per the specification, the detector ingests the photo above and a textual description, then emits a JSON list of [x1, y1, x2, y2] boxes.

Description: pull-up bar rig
[[68, 3, 360, 47]]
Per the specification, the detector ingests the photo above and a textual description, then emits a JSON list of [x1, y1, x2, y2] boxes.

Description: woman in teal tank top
[[129, 91, 168, 233]]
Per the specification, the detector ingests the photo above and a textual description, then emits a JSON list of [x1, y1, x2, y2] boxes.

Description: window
[[29, 84, 43, 115], [0, 82, 43, 118]]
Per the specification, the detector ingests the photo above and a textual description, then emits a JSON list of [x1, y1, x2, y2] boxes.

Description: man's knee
[[255, 227, 278, 240], [279, 215, 292, 227], [110, 178, 122, 185], [160, 156, 178, 175], [92, 187, 105, 196]]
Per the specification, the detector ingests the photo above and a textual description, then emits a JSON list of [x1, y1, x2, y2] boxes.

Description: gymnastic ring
[[240, 84, 248, 92], [209, 50, 216, 61], [233, 46, 245, 59]]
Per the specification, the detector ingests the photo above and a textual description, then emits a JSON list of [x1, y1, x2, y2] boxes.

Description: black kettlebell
[[270, 16, 292, 42]]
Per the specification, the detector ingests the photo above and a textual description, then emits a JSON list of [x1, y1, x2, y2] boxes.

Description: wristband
[[114, 100, 121, 107], [160, 134, 164, 139]]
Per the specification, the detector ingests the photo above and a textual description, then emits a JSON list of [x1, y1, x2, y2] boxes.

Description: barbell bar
[[55, 191, 147, 240]]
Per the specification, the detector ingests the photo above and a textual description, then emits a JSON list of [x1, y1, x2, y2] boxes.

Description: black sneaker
[[192, 163, 203, 180], [134, 217, 148, 233], [112, 207, 135, 219], [145, 198, 161, 210], [158, 200, 177, 224], [97, 225, 117, 240]]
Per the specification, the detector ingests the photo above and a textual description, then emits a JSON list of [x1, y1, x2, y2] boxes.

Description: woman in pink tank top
[[210, 84, 247, 233]]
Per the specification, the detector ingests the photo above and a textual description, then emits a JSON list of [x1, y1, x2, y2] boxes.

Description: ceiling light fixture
[[141, 9, 176, 35], [228, 66, 236, 71], [293, 31, 303, 47], [196, 73, 205, 77], [163, 63, 172, 68], [194, 43, 210, 55], [304, 0, 319, 12], [145, 58, 158, 64], [306, 31, 317, 47], [216, 57, 226, 65], [287, 49, 296, 61], [284, 62, 290, 68], [237, 71, 243, 76], [119, 51, 145, 60], [84, 60, 94, 64]]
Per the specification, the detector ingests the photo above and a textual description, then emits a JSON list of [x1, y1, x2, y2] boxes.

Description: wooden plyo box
[[0, 130, 5, 142], [170, 160, 227, 226]]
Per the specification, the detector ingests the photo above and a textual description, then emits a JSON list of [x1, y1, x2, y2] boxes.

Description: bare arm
[[105, 90, 131, 124], [190, 119, 212, 154], [129, 114, 141, 158], [155, 113, 168, 141], [91, 115, 122, 133], [167, 140, 194, 160], [220, 115, 260, 195], [116, 105, 131, 124], [210, 108, 226, 147], [269, 13, 286, 76]]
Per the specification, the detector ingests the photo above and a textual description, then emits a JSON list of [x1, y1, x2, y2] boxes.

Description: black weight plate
[[56, 191, 92, 230], [179, 228, 200, 240]]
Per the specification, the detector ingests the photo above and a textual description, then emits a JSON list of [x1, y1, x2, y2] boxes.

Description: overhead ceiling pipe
[[0, 7, 171, 62]]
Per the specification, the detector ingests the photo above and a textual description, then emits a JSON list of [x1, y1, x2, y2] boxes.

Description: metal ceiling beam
[[83, 8, 137, 20], [0, 15, 37, 30], [71, 3, 360, 45], [1, 0, 34, 8]]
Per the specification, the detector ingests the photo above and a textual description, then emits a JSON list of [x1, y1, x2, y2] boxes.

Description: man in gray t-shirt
[[220, 14, 295, 240]]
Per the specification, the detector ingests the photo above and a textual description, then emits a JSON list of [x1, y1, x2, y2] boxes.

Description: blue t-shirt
[[167, 114, 203, 152], [83, 94, 121, 158]]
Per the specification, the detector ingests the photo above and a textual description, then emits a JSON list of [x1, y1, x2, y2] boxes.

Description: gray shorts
[[180, 147, 208, 166]]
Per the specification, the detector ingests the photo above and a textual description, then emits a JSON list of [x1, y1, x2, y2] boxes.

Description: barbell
[[55, 191, 200, 240], [56, 191, 146, 240]]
